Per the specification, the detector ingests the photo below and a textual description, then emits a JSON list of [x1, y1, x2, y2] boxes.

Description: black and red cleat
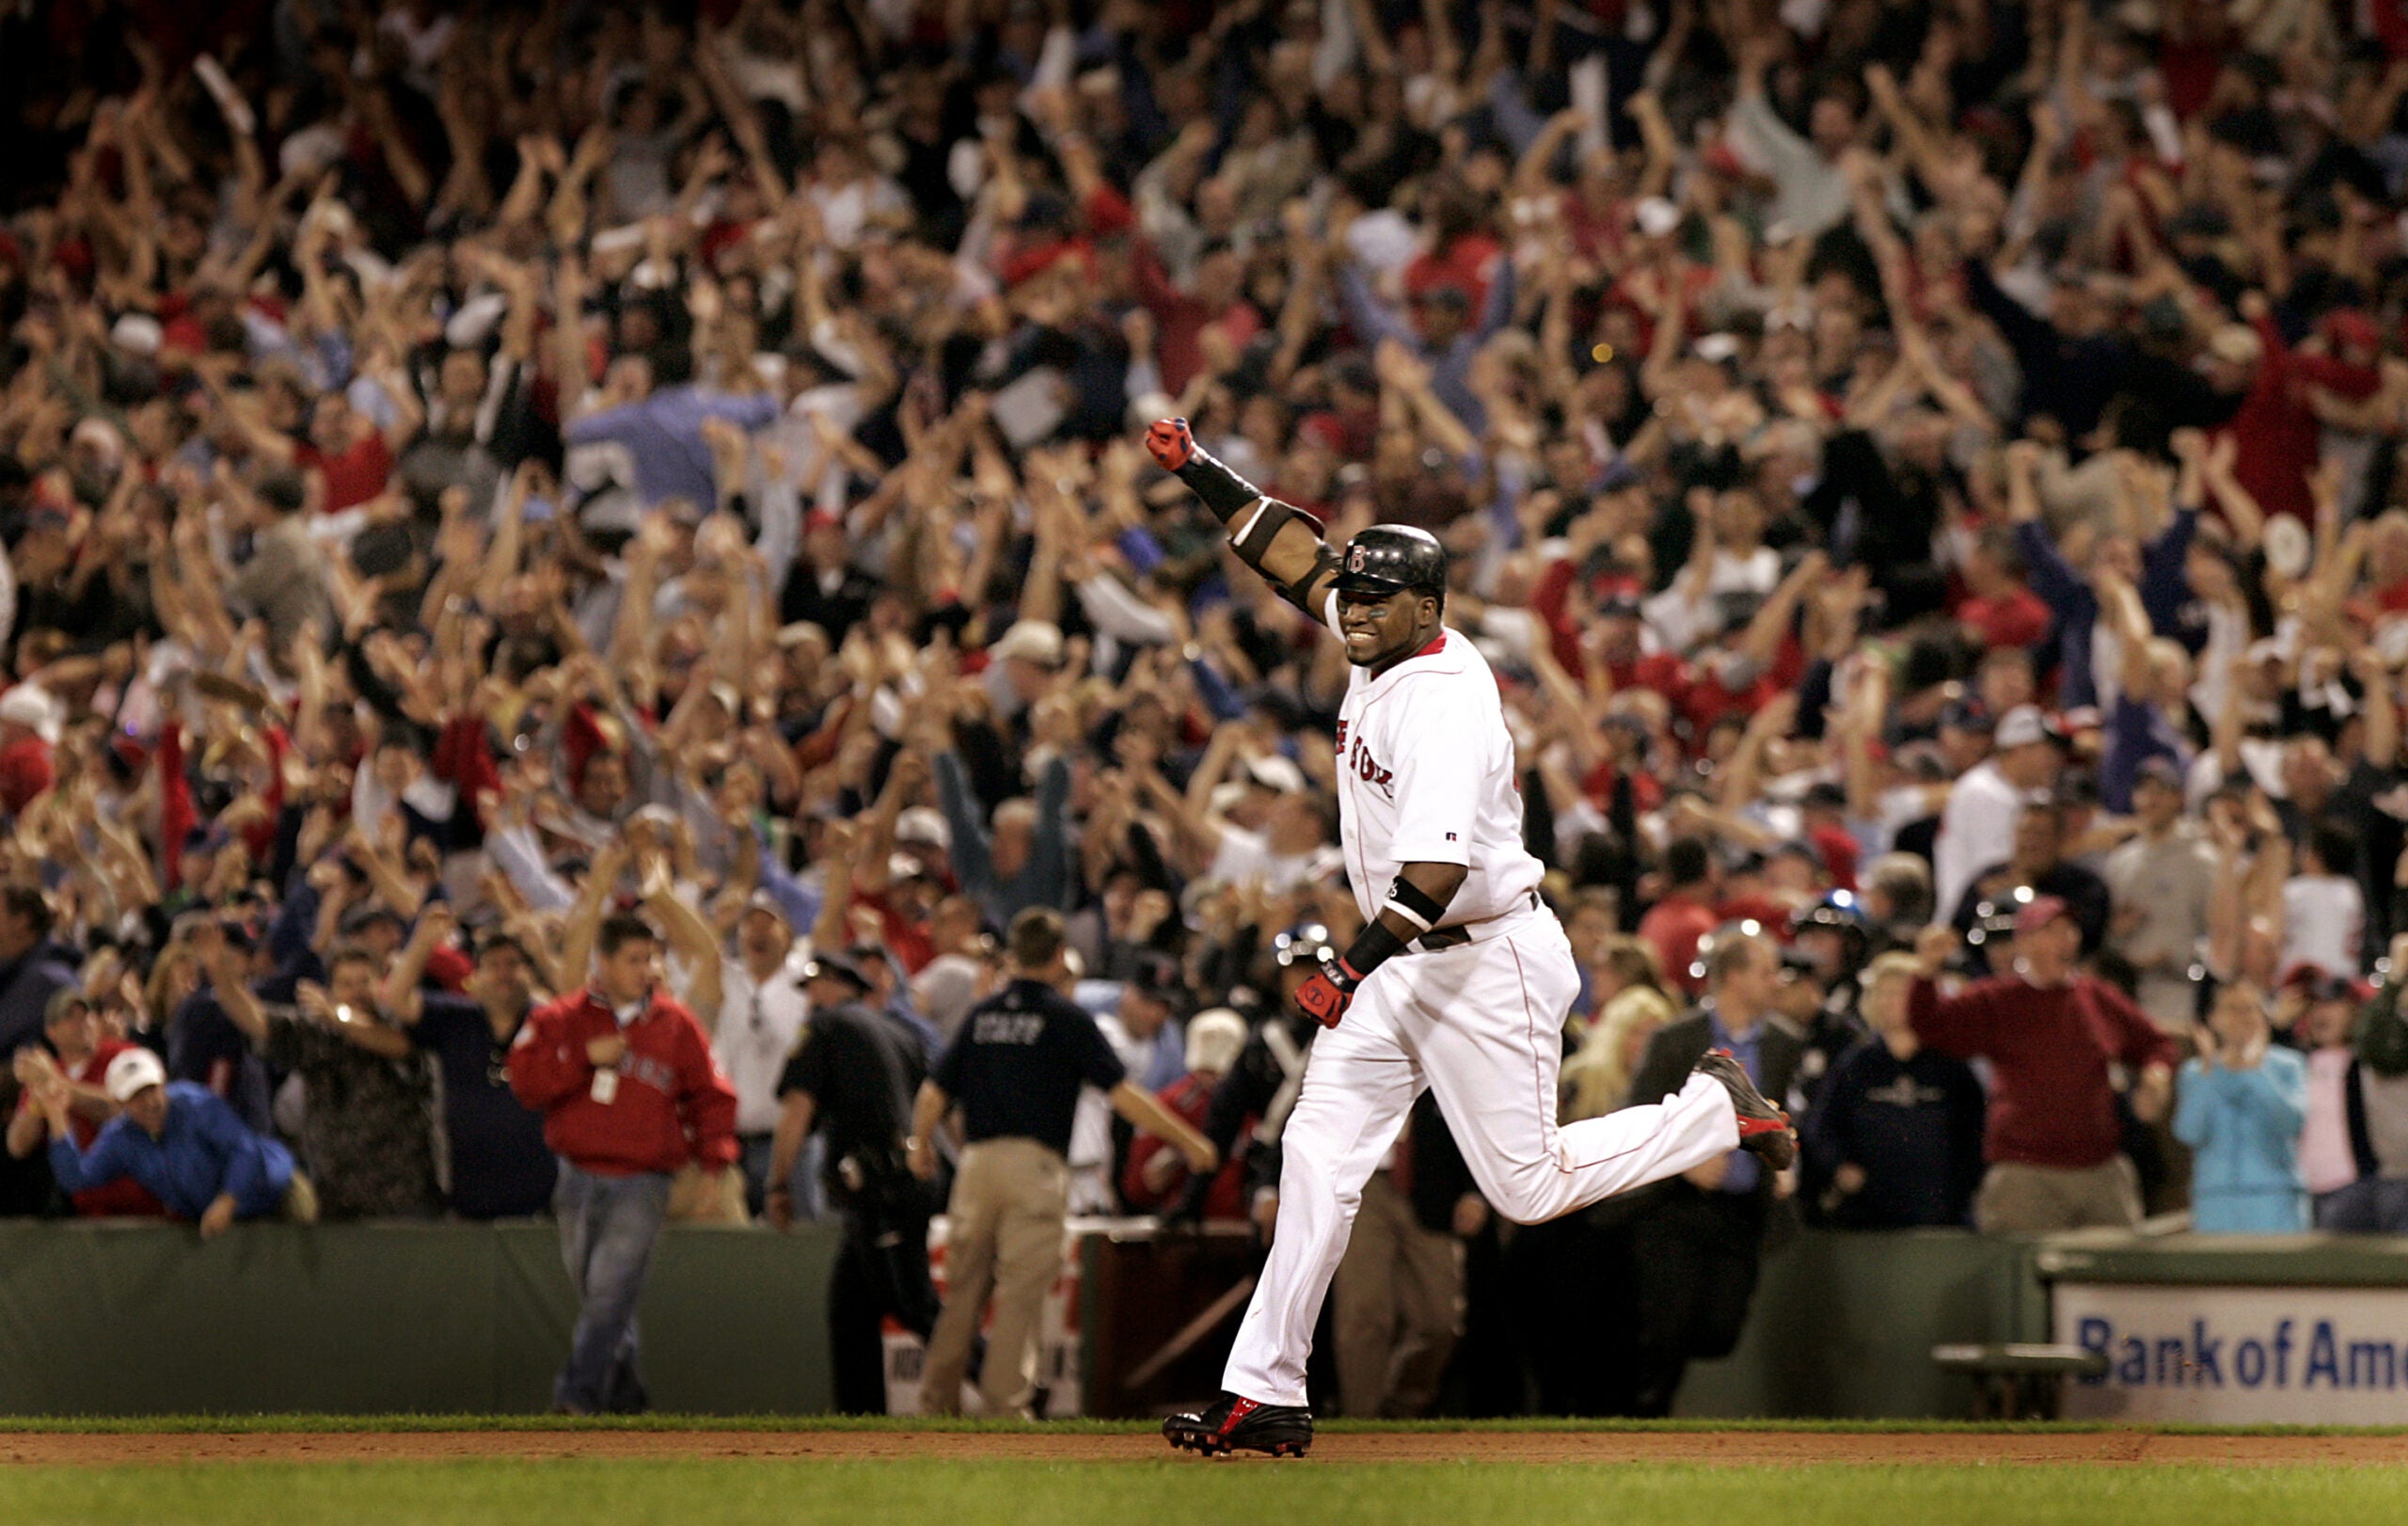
[[1163, 1392, 1314, 1458], [1692, 1048, 1798, 1170]]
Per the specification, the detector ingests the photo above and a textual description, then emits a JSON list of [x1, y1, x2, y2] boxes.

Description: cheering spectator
[[1932, 707, 2065, 927], [0, 887, 75, 1059], [394, 910, 556, 1220], [2103, 759, 2217, 1034], [1122, 1009, 1250, 1220], [206, 934, 440, 1220], [712, 892, 811, 1218], [1949, 799, 2112, 966], [1805, 954, 1986, 1229], [40, 1048, 315, 1234], [1624, 928, 1802, 1417], [2176, 981, 2309, 1232], [1909, 905, 2178, 1233], [6, 991, 166, 1217]]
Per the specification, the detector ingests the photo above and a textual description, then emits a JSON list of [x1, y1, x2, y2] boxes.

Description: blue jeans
[[737, 1133, 828, 1221], [553, 1162, 673, 1413], [2316, 1178, 2408, 1233]]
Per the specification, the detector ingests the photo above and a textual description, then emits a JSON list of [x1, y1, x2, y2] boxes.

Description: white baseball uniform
[[1221, 613, 1742, 1408]]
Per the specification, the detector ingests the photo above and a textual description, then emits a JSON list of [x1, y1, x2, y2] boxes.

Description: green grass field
[[4, 1457, 2405, 1526], [2, 1420, 2401, 1526]]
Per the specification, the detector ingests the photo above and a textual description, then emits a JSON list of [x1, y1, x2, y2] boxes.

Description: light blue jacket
[[2175, 1046, 2309, 1232]]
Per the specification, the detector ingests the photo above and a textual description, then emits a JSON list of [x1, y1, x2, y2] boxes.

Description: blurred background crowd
[[8, 0, 2408, 1418]]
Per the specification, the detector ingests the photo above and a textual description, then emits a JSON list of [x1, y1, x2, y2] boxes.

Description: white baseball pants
[[1222, 907, 1739, 1407]]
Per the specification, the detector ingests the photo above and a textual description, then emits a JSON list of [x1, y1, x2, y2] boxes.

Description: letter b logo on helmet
[[1334, 525, 1448, 600]]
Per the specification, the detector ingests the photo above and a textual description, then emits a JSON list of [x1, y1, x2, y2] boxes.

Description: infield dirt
[[1, 1429, 2399, 1467]]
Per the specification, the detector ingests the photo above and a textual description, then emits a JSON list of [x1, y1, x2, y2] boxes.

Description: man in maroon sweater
[[510, 914, 738, 1413], [1909, 898, 2176, 1234]]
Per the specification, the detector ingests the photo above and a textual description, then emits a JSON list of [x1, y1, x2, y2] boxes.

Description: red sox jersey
[[1323, 606, 1545, 930]]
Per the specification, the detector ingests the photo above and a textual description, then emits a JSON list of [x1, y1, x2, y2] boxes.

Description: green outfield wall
[[9, 1220, 2399, 1419]]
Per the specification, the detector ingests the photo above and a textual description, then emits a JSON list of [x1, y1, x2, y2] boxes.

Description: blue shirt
[[1708, 1011, 1766, 1194], [48, 1081, 296, 1220], [562, 387, 778, 508]]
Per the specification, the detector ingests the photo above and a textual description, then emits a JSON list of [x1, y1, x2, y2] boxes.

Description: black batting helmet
[[1334, 525, 1448, 601]]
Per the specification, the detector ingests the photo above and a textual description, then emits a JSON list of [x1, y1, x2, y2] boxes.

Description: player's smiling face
[[1337, 585, 1435, 670]]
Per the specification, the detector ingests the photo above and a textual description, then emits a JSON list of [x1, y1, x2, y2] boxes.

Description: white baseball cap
[[104, 1047, 167, 1105], [1242, 755, 1307, 795], [1184, 1009, 1249, 1075], [1635, 197, 1682, 238], [990, 619, 1065, 668], [0, 685, 61, 746], [895, 806, 952, 850], [1995, 705, 2063, 752]]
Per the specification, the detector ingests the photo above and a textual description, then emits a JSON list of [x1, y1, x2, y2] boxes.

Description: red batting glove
[[1145, 417, 1196, 471], [1293, 968, 1355, 1029]]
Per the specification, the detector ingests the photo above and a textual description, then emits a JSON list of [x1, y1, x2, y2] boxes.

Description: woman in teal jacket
[[2176, 982, 2308, 1232]]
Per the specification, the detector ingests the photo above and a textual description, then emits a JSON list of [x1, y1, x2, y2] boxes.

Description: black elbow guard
[[1280, 544, 1343, 612], [1229, 495, 1335, 596]]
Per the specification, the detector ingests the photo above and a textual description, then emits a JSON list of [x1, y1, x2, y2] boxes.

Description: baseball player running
[[1143, 418, 1795, 1458]]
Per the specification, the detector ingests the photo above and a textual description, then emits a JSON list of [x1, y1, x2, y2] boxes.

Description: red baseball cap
[[2012, 896, 2070, 936]]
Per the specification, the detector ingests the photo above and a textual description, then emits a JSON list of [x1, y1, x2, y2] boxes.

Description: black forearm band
[[1336, 919, 1411, 987], [1387, 876, 1450, 931], [1175, 447, 1264, 522]]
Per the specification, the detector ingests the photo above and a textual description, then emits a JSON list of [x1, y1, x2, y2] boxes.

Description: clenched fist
[[1145, 417, 1196, 472], [1293, 967, 1355, 1028]]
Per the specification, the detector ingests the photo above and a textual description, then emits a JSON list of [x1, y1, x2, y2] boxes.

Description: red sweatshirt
[[1909, 974, 2177, 1170], [508, 986, 739, 1178]]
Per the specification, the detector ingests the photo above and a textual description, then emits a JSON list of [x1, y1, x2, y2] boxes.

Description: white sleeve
[[1074, 573, 1180, 644], [1385, 685, 1478, 867]]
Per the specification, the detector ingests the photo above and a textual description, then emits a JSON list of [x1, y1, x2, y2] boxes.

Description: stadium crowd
[[8, 0, 2408, 1417]]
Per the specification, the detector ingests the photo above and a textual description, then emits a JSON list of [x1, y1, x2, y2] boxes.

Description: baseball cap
[[1184, 1009, 1249, 1075], [43, 988, 90, 1025], [990, 619, 1065, 668], [2280, 962, 2372, 1004], [739, 889, 793, 928], [895, 806, 952, 850], [2012, 895, 2072, 937], [103, 1047, 167, 1105], [0, 685, 61, 746], [798, 951, 873, 992], [1995, 705, 2063, 751], [1243, 755, 1307, 795]]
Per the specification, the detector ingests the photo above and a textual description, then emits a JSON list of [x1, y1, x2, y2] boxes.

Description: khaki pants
[[665, 1162, 750, 1224], [1333, 1168, 1463, 1418], [920, 1139, 1069, 1417], [1974, 1157, 2143, 1235], [282, 1170, 320, 1224]]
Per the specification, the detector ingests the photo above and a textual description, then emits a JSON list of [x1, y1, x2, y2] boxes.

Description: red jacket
[[508, 986, 739, 1178], [1121, 1073, 1247, 1221]]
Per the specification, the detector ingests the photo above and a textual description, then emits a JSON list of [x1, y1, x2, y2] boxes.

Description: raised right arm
[[1144, 419, 1341, 620]]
